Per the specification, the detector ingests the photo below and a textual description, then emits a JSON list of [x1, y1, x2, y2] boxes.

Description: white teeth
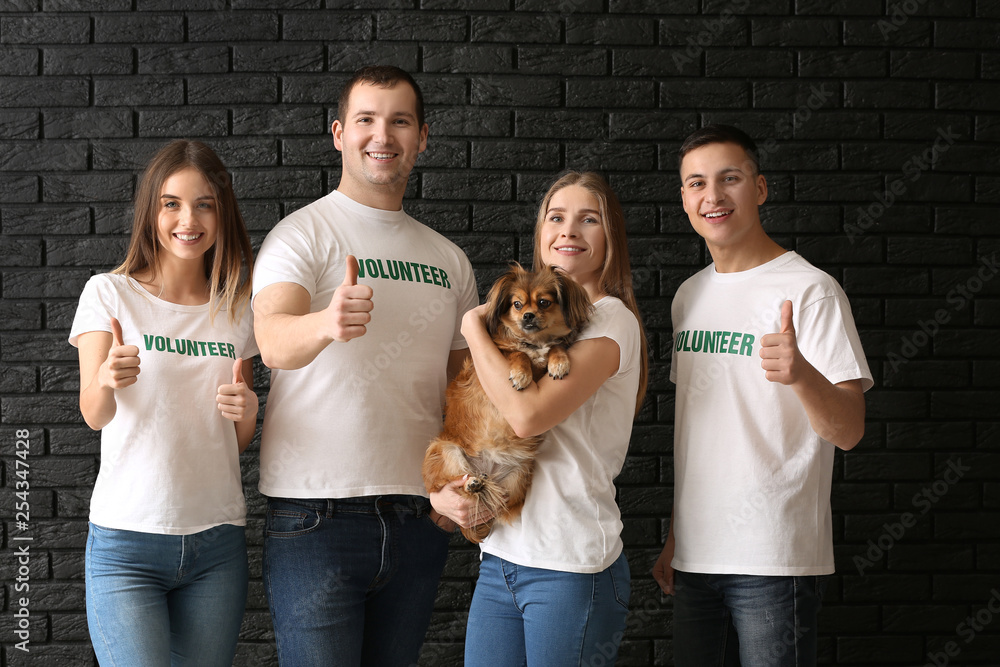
[[176, 233, 201, 241], [368, 152, 395, 159], [705, 211, 730, 218]]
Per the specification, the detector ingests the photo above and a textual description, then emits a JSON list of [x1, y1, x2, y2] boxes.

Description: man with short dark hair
[[653, 124, 873, 666], [252, 66, 479, 666]]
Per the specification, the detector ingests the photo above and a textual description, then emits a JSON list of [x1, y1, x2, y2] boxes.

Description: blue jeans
[[85, 522, 248, 667], [262, 495, 450, 667], [465, 552, 631, 667], [672, 570, 826, 667]]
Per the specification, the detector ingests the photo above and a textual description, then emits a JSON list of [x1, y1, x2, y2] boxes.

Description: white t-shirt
[[69, 273, 257, 535], [480, 297, 641, 574], [252, 190, 479, 499], [670, 251, 873, 576]]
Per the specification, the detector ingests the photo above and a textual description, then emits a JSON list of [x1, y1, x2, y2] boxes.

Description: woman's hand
[[429, 476, 494, 529], [460, 303, 490, 339], [216, 358, 258, 423], [98, 317, 141, 390]]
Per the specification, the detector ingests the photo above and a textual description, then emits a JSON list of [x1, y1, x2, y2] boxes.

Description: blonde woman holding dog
[[444, 171, 648, 666], [70, 140, 257, 666]]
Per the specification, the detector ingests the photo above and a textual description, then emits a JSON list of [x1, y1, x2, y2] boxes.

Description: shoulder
[[406, 214, 473, 263], [582, 297, 639, 341], [777, 253, 849, 305]]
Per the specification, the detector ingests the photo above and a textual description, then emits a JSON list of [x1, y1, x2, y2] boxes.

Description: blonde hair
[[532, 171, 648, 414], [113, 140, 253, 325]]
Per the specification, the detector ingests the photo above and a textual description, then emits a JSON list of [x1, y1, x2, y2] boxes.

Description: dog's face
[[484, 264, 592, 345]]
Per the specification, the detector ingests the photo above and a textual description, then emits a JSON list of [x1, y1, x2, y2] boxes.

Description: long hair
[[532, 171, 649, 415], [113, 140, 253, 325]]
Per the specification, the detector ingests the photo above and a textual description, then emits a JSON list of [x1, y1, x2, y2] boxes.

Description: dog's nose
[[522, 312, 535, 322]]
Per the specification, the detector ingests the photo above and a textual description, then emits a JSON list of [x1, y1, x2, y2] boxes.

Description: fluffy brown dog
[[423, 264, 592, 543]]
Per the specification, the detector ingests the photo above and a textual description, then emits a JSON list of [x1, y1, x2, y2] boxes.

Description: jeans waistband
[[268, 495, 431, 518]]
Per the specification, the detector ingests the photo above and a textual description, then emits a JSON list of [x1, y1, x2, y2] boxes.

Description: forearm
[[79, 381, 117, 431], [234, 415, 256, 453], [255, 310, 333, 370], [791, 364, 865, 450], [464, 321, 543, 436]]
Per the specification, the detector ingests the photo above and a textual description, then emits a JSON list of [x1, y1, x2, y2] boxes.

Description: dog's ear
[[553, 267, 593, 331], [484, 267, 517, 336]]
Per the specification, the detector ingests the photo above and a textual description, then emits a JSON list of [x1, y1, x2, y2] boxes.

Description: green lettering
[[430, 266, 442, 286], [439, 268, 450, 289], [377, 259, 389, 279], [143, 334, 155, 351], [399, 261, 413, 281], [166, 337, 176, 353], [387, 260, 400, 280], [208, 342, 218, 356], [719, 331, 731, 350], [712, 331, 722, 352], [155, 336, 166, 352], [176, 339, 188, 355], [691, 330, 704, 352], [674, 331, 686, 352], [705, 331, 716, 353], [198, 341, 208, 355], [365, 259, 378, 278], [682, 331, 692, 352], [187, 339, 199, 356], [357, 259, 367, 278], [419, 263, 431, 283], [728, 332, 741, 355], [227, 343, 235, 359], [740, 333, 755, 356]]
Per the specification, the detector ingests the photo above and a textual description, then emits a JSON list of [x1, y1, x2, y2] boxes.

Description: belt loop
[[326, 499, 337, 518]]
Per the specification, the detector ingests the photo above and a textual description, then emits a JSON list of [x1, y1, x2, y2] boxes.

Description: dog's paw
[[510, 368, 531, 390], [548, 358, 571, 380], [464, 475, 487, 494]]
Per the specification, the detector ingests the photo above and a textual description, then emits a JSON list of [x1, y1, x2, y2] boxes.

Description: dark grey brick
[[234, 106, 324, 136], [93, 14, 182, 44], [472, 76, 560, 107], [612, 47, 697, 77], [658, 15, 748, 47], [188, 12, 279, 42], [514, 109, 600, 139], [799, 50, 888, 78], [471, 140, 559, 171], [0, 141, 87, 172], [471, 15, 561, 44], [0, 16, 89, 45], [706, 49, 793, 78], [138, 108, 227, 138], [42, 173, 133, 204], [843, 17, 931, 47], [423, 45, 512, 74], [2, 205, 90, 235], [427, 107, 510, 137], [0, 76, 88, 107], [661, 80, 749, 109], [0, 365, 35, 392], [46, 237, 128, 267], [45, 108, 132, 139], [936, 82, 1000, 111], [0, 46, 37, 75], [565, 16, 654, 45], [282, 12, 372, 41], [752, 17, 838, 46], [94, 76, 185, 107], [567, 78, 654, 108], [234, 44, 324, 73], [188, 74, 279, 105], [565, 141, 657, 172], [0, 237, 41, 267], [518, 46, 606, 76], [43, 46, 132, 76], [0, 110, 38, 139], [2, 268, 90, 298], [327, 42, 416, 72], [281, 74, 344, 104], [232, 169, 323, 200], [423, 173, 511, 201], [377, 12, 467, 41], [138, 44, 229, 75], [610, 111, 695, 141], [45, 0, 130, 7]]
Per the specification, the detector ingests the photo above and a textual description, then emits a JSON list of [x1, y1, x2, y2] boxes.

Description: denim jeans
[[465, 552, 631, 667], [262, 495, 450, 667], [672, 570, 826, 667], [85, 522, 248, 667]]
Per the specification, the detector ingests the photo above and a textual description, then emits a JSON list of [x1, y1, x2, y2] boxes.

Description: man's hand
[[760, 300, 803, 385], [217, 358, 258, 422], [98, 317, 141, 390], [429, 476, 494, 529], [324, 255, 374, 342], [652, 532, 676, 595]]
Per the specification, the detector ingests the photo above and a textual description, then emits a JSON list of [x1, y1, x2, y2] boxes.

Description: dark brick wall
[[1, 2, 999, 666]]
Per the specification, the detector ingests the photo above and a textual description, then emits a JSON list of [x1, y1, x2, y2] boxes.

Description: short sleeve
[[450, 255, 479, 350], [69, 275, 117, 348], [578, 298, 640, 376], [798, 293, 873, 392], [252, 222, 323, 306]]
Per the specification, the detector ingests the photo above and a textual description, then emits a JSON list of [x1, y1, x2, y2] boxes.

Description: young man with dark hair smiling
[[654, 124, 873, 666]]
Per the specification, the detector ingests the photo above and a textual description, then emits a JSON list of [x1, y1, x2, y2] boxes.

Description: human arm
[[216, 358, 258, 453], [652, 508, 676, 595], [759, 300, 866, 450], [77, 318, 141, 431], [460, 304, 620, 438], [253, 256, 373, 370]]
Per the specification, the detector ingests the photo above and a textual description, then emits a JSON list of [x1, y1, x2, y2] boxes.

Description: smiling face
[[155, 167, 218, 268], [680, 141, 768, 253], [332, 81, 428, 209], [538, 184, 607, 298]]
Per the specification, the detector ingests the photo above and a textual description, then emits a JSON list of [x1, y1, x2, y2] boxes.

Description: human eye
[[583, 216, 600, 224], [163, 200, 178, 209]]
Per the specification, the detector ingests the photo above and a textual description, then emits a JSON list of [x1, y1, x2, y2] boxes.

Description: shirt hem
[[89, 516, 246, 536], [671, 559, 835, 577], [258, 484, 429, 499], [480, 542, 622, 575]]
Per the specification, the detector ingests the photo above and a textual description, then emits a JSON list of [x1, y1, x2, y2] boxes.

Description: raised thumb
[[110, 317, 124, 347], [780, 300, 794, 335], [342, 255, 359, 287], [232, 358, 244, 384]]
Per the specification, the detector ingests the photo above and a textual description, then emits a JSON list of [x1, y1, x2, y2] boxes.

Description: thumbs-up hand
[[323, 255, 374, 342], [217, 357, 258, 423], [759, 300, 802, 385], [98, 317, 141, 389]]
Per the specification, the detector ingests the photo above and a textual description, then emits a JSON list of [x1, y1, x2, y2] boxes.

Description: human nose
[[705, 181, 724, 204], [371, 118, 390, 145]]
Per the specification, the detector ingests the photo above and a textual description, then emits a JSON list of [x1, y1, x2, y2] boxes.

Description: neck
[[336, 179, 405, 212], [708, 234, 786, 273], [137, 258, 211, 305]]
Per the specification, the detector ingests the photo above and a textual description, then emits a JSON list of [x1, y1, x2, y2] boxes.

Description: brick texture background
[[1, 2, 999, 666]]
